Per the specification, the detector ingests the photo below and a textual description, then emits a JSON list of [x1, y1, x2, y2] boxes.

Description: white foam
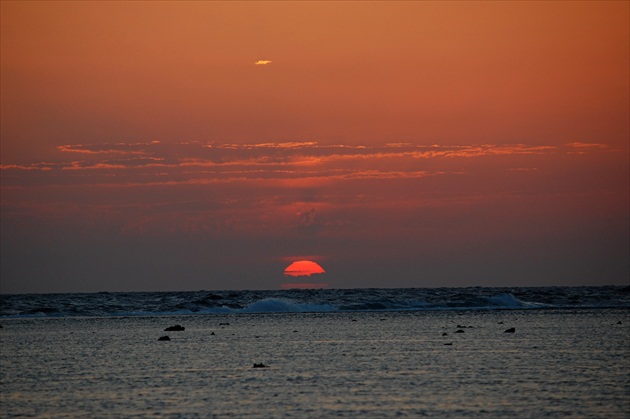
[[486, 293, 548, 309], [240, 298, 336, 313], [486, 293, 524, 308]]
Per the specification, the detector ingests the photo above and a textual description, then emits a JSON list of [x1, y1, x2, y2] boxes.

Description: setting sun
[[282, 260, 328, 289], [283, 260, 325, 277]]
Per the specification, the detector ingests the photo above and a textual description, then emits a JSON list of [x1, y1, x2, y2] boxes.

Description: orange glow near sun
[[283, 260, 326, 277]]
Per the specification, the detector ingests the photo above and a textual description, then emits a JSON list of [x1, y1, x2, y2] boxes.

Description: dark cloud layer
[[1, 140, 627, 293]]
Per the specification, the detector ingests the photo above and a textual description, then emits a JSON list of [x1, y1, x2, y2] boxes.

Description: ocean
[[1, 286, 629, 418]]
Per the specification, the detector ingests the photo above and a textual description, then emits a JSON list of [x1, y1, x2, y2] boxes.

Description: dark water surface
[[1, 305, 629, 417]]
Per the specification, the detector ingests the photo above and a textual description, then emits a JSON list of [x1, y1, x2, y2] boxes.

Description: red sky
[[1, 1, 628, 293]]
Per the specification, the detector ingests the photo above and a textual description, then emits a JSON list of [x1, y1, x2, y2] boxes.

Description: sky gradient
[[1, 1, 628, 293]]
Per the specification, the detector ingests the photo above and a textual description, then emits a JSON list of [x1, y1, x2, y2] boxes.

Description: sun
[[283, 260, 325, 277]]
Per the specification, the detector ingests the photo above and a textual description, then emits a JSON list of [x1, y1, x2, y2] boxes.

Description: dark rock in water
[[444, 342, 453, 346], [219, 322, 230, 326], [158, 336, 170, 341], [253, 363, 267, 368], [164, 325, 185, 331], [617, 321, 622, 324], [442, 332, 448, 336], [498, 321, 504, 324], [455, 329, 465, 333], [504, 327, 516, 333], [210, 332, 215, 335]]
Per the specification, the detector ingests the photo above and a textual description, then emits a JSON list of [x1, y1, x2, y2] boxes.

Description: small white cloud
[[255, 60, 272, 65]]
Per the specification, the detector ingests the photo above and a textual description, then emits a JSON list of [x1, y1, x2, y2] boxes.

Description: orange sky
[[1, 1, 628, 293]]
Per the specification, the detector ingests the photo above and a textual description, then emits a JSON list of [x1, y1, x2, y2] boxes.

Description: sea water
[[1, 287, 629, 418], [2, 287, 629, 318]]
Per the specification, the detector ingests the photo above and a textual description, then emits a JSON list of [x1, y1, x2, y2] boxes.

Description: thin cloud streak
[[0, 141, 619, 195], [0, 141, 611, 176]]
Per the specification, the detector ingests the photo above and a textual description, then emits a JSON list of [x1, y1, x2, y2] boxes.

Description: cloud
[[564, 142, 608, 149], [509, 167, 539, 172], [255, 60, 272, 65], [58, 141, 159, 155], [0, 163, 54, 171], [1, 140, 618, 189], [564, 142, 611, 154], [299, 208, 316, 227]]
